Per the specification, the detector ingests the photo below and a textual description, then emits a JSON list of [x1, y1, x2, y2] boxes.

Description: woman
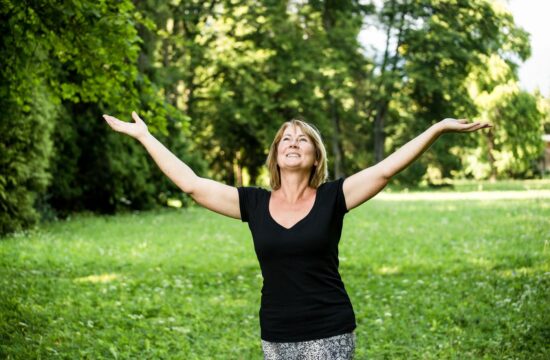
[[103, 112, 491, 359]]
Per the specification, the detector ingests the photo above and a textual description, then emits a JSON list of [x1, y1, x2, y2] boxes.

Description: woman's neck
[[276, 171, 314, 204]]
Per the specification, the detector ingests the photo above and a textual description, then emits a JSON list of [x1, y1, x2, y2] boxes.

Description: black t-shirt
[[238, 177, 356, 342]]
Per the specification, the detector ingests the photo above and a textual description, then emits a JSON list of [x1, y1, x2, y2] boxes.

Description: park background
[[1, 0, 549, 358]]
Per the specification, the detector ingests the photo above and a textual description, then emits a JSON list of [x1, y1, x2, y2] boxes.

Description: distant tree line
[[1, 0, 547, 236]]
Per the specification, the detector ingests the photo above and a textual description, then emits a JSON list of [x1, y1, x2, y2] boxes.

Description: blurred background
[[1, 0, 549, 236]]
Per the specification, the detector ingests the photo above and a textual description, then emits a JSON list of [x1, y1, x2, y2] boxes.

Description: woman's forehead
[[283, 124, 306, 136]]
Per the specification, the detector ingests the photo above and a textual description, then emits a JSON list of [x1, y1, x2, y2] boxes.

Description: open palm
[[103, 112, 149, 140], [438, 118, 492, 134]]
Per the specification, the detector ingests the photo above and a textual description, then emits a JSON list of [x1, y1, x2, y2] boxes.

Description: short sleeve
[[237, 186, 263, 223], [336, 177, 349, 215]]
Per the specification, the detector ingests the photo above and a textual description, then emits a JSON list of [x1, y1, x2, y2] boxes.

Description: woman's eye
[[300, 138, 308, 142]]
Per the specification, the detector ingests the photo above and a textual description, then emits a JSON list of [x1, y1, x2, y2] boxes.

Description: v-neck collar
[[267, 189, 320, 231]]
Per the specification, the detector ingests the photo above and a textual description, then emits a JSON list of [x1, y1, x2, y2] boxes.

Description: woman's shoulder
[[317, 177, 345, 192], [238, 185, 270, 198], [317, 178, 348, 213]]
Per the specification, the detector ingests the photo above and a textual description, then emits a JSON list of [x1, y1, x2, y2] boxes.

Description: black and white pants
[[261, 332, 356, 360]]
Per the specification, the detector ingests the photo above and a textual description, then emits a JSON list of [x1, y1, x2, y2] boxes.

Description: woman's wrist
[[431, 122, 445, 136], [137, 131, 153, 144]]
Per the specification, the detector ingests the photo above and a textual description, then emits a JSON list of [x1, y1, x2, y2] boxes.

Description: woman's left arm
[[343, 119, 492, 211]]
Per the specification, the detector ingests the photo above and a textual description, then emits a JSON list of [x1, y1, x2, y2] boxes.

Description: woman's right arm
[[103, 112, 241, 219]]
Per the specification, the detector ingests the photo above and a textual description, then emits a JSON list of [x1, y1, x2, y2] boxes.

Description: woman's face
[[276, 125, 318, 171]]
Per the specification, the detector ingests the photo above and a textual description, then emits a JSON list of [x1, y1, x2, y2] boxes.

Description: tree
[[466, 55, 544, 179], [0, 0, 185, 234], [365, 0, 531, 185], [1, 0, 142, 233]]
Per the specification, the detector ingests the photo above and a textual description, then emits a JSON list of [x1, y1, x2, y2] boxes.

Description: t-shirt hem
[[260, 323, 357, 343]]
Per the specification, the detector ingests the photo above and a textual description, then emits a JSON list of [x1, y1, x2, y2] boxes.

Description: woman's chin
[[278, 163, 313, 171]]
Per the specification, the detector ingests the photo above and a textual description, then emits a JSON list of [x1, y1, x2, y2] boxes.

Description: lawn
[[1, 183, 549, 359]]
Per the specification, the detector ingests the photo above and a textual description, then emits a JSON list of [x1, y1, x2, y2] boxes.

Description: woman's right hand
[[103, 111, 150, 141]]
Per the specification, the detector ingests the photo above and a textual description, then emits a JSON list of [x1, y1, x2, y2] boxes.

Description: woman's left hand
[[437, 118, 492, 134]]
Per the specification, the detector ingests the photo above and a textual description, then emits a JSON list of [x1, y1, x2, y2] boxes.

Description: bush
[[0, 83, 57, 234]]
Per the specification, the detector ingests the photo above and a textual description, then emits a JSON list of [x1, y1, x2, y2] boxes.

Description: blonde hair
[[266, 119, 328, 190]]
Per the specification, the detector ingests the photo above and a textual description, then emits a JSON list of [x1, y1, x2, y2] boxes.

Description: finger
[[468, 123, 487, 132], [104, 114, 120, 123], [103, 115, 126, 132], [132, 111, 142, 124], [103, 114, 114, 126], [464, 123, 486, 133], [462, 121, 480, 130]]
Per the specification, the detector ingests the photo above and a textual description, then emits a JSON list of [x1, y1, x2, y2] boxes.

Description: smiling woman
[[234, 121, 357, 358], [266, 119, 328, 191], [263, 121, 326, 230], [103, 111, 490, 359]]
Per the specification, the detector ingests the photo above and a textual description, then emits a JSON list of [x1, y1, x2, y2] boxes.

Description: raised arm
[[343, 118, 492, 211], [103, 112, 240, 219]]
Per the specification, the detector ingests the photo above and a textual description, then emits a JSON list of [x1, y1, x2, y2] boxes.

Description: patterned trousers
[[261, 332, 356, 360]]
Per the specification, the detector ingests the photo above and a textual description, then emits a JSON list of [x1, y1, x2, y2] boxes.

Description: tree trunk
[[486, 130, 497, 182], [328, 95, 344, 178], [320, 1, 346, 178], [372, 0, 404, 164], [234, 151, 243, 187], [374, 102, 388, 163]]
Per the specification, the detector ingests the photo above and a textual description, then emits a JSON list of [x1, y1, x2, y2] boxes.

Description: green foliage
[[370, 0, 536, 185], [0, 0, 143, 233], [2, 0, 546, 236], [133, 0, 373, 183], [1, 0, 203, 234], [540, 96, 550, 134], [42, 103, 203, 218], [464, 55, 545, 179], [392, 161, 428, 186], [0, 83, 56, 234], [1, 187, 548, 357], [488, 90, 545, 177]]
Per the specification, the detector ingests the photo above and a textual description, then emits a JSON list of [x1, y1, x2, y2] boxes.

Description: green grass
[[1, 185, 549, 359], [386, 178, 550, 192]]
